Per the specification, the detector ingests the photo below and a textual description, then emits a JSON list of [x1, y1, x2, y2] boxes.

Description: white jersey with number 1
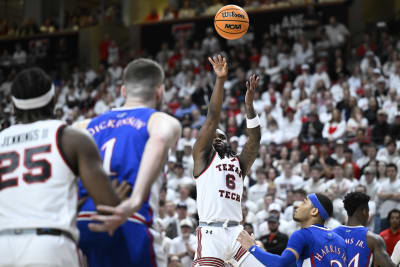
[[195, 152, 243, 223], [0, 120, 78, 241]]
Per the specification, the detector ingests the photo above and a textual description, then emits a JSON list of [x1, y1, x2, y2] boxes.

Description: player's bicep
[[193, 117, 218, 159], [372, 234, 396, 266], [63, 127, 119, 207]]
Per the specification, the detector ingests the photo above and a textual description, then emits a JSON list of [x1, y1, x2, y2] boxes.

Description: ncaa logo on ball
[[225, 24, 241, 30]]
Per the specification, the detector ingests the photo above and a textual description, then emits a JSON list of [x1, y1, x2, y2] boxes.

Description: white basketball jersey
[[195, 152, 243, 222], [0, 120, 78, 240]]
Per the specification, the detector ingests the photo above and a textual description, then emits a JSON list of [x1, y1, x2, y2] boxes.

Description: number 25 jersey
[[0, 120, 78, 240], [195, 152, 243, 223]]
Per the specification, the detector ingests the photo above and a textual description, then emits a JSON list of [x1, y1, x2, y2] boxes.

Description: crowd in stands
[[145, 0, 346, 22], [0, 4, 120, 38], [2, 10, 400, 267]]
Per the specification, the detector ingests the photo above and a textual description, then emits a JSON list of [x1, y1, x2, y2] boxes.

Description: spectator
[[13, 44, 27, 65], [248, 168, 268, 202], [322, 108, 346, 141], [371, 109, 390, 145], [359, 166, 380, 200], [346, 107, 368, 137], [201, 27, 220, 55], [299, 110, 323, 143], [380, 209, 400, 255], [324, 16, 349, 48], [377, 164, 400, 231], [303, 164, 326, 194], [107, 40, 120, 65], [108, 61, 123, 84], [274, 161, 303, 201], [169, 219, 196, 267], [259, 215, 289, 255], [326, 163, 353, 199]]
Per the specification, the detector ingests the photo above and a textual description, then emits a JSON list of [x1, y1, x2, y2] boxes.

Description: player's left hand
[[245, 74, 259, 106], [88, 199, 137, 236], [237, 230, 256, 251]]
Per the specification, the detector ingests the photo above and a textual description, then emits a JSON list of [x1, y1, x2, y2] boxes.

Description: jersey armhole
[[56, 125, 79, 176], [193, 152, 217, 179]]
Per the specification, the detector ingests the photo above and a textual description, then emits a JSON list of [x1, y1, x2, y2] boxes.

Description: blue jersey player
[[333, 191, 395, 267], [76, 59, 182, 267], [237, 193, 348, 267]]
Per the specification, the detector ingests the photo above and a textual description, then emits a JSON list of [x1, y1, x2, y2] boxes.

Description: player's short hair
[[343, 192, 370, 217], [315, 193, 333, 218], [123, 58, 164, 101], [11, 68, 54, 121]]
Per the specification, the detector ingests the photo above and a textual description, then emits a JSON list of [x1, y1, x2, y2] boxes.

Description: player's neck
[[300, 218, 320, 228], [346, 217, 363, 227], [123, 97, 156, 109]]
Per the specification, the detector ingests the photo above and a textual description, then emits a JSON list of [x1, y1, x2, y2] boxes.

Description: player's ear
[[121, 85, 126, 98], [311, 207, 319, 217], [156, 84, 164, 101]]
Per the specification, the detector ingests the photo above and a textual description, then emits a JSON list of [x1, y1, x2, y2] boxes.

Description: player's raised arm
[[367, 232, 396, 267], [192, 55, 227, 176], [88, 113, 181, 234], [238, 74, 261, 176], [61, 126, 120, 207]]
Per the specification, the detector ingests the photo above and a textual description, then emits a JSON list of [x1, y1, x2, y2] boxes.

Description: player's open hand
[[111, 179, 132, 201], [236, 230, 256, 251], [208, 55, 227, 78], [245, 74, 259, 106], [88, 199, 137, 236]]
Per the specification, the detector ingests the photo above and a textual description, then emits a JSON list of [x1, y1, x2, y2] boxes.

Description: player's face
[[293, 197, 313, 222], [213, 130, 228, 154]]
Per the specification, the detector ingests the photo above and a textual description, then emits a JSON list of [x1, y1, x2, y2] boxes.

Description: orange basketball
[[214, 5, 249, 40]]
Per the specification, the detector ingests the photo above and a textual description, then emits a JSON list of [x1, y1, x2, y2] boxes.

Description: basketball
[[214, 5, 249, 40]]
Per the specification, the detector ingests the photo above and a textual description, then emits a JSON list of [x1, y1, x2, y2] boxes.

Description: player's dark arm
[[238, 74, 261, 176], [193, 55, 227, 176], [61, 126, 120, 207], [367, 232, 396, 267]]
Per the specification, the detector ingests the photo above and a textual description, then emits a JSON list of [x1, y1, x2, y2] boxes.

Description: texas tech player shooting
[[191, 55, 263, 267]]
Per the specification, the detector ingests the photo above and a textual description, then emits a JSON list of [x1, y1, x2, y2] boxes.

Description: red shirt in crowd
[[380, 228, 400, 255]]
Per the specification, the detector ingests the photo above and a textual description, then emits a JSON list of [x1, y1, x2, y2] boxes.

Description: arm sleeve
[[250, 229, 308, 267], [250, 246, 297, 267]]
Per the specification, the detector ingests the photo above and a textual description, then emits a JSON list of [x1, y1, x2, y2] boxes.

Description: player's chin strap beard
[[213, 145, 236, 159]]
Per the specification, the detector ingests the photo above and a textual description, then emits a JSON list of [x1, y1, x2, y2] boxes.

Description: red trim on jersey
[[196, 227, 202, 259], [55, 124, 77, 176], [365, 251, 372, 267], [145, 227, 157, 267], [234, 246, 247, 261], [192, 257, 225, 267], [311, 253, 316, 267], [77, 212, 151, 227], [194, 152, 217, 179]]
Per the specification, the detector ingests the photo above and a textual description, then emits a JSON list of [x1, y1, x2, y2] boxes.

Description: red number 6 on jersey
[[226, 174, 235, 190]]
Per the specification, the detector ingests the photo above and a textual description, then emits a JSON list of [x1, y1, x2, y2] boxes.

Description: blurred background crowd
[[1, 0, 400, 266]]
